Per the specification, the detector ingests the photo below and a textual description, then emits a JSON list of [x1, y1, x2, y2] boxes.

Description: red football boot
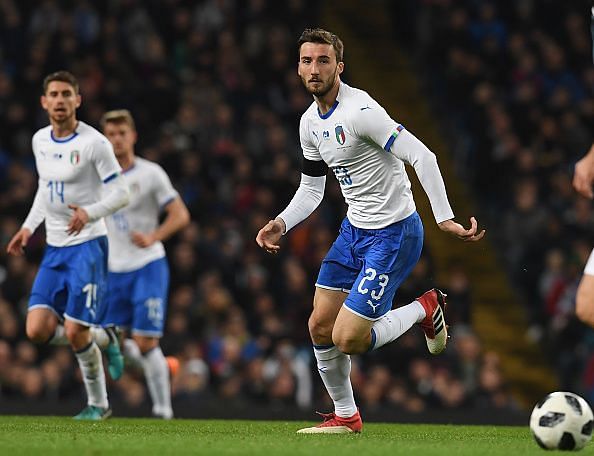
[[297, 410, 363, 434], [417, 288, 448, 354]]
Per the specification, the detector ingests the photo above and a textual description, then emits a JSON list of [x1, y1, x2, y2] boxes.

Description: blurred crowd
[[0, 0, 519, 416], [400, 0, 594, 400]]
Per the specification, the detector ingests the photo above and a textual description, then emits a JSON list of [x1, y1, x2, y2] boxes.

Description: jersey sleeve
[[299, 115, 322, 161], [152, 164, 179, 208], [350, 100, 403, 151], [91, 136, 122, 182]]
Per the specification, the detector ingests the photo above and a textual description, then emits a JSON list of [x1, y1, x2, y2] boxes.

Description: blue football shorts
[[103, 257, 169, 337], [29, 236, 109, 326], [316, 212, 424, 320]]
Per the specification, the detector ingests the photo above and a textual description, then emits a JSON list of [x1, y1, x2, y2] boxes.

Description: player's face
[[103, 122, 137, 157], [298, 42, 344, 97], [41, 81, 81, 123]]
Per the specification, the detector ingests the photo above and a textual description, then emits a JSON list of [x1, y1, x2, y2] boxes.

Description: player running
[[256, 28, 485, 433], [99, 109, 190, 419], [6, 71, 130, 420]]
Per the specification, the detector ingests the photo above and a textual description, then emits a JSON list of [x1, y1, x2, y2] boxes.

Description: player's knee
[[135, 337, 159, 354], [332, 333, 365, 355], [26, 325, 52, 344], [26, 323, 51, 344], [308, 315, 333, 343], [64, 324, 88, 346]]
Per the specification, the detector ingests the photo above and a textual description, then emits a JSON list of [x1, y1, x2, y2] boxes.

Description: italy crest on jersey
[[70, 150, 80, 165], [335, 125, 346, 145]]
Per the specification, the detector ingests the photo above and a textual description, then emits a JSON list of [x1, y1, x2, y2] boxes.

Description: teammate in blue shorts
[[100, 109, 190, 419], [256, 28, 485, 433], [6, 71, 130, 420]]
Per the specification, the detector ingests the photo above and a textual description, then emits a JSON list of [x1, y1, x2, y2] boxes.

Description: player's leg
[[298, 218, 362, 434], [576, 249, 594, 327], [133, 334, 173, 419], [298, 287, 363, 434], [92, 269, 130, 380], [65, 237, 111, 420], [26, 308, 60, 343], [27, 262, 68, 344], [131, 258, 173, 419]]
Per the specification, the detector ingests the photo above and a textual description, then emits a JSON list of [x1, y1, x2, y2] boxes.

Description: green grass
[[0, 416, 591, 455]]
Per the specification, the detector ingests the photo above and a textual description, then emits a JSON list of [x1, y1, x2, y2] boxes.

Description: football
[[530, 391, 594, 451]]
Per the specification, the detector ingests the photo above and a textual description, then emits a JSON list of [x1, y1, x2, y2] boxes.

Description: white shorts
[[585, 249, 594, 276]]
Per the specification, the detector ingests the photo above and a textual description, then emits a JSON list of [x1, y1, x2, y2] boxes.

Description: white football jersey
[[28, 121, 122, 246], [105, 157, 178, 272], [299, 82, 417, 229]]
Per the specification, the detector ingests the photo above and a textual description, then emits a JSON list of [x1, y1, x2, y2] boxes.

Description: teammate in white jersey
[[6, 71, 130, 420], [573, 9, 594, 328], [256, 29, 485, 433], [100, 110, 190, 419]]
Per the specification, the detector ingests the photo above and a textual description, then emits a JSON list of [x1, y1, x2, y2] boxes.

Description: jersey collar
[[50, 122, 79, 143], [316, 81, 345, 120]]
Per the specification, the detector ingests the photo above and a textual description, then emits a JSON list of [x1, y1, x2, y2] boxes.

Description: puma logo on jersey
[[367, 299, 380, 313], [360, 106, 371, 111]]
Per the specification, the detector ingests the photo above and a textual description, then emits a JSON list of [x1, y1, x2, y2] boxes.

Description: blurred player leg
[[122, 337, 144, 370], [66, 320, 110, 420], [576, 249, 594, 327], [143, 347, 173, 419]]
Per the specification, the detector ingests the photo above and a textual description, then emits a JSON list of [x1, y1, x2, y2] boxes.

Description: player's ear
[[337, 61, 344, 75], [75, 94, 81, 109], [40, 95, 48, 110]]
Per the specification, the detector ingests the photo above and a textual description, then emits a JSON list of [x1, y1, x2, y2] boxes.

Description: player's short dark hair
[[298, 28, 344, 62], [43, 71, 79, 94], [100, 109, 136, 131]]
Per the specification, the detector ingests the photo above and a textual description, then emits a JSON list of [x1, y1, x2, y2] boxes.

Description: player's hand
[[131, 231, 158, 248], [6, 228, 32, 256], [66, 204, 89, 235], [438, 217, 485, 242], [256, 219, 285, 254], [573, 154, 594, 199]]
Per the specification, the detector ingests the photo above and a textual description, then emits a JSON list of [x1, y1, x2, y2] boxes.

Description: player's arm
[[7, 184, 46, 255], [391, 129, 484, 241], [68, 172, 130, 235], [256, 164, 327, 254], [257, 162, 327, 254], [68, 138, 130, 235], [573, 143, 594, 199], [257, 118, 327, 254], [131, 197, 190, 248]]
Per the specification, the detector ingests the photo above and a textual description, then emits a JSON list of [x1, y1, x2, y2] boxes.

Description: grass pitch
[[0, 416, 587, 455]]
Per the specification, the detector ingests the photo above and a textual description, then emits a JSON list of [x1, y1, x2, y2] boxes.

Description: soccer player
[[573, 8, 594, 327], [6, 71, 130, 420], [256, 28, 485, 433], [100, 109, 190, 419]]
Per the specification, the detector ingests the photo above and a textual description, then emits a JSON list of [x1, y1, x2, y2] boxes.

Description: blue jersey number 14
[[47, 180, 65, 203]]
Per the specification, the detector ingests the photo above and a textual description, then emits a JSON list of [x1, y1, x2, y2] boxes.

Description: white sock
[[75, 342, 109, 409], [49, 324, 68, 345], [314, 345, 357, 418], [123, 338, 144, 370], [142, 347, 173, 419], [370, 301, 426, 350], [89, 326, 111, 350]]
